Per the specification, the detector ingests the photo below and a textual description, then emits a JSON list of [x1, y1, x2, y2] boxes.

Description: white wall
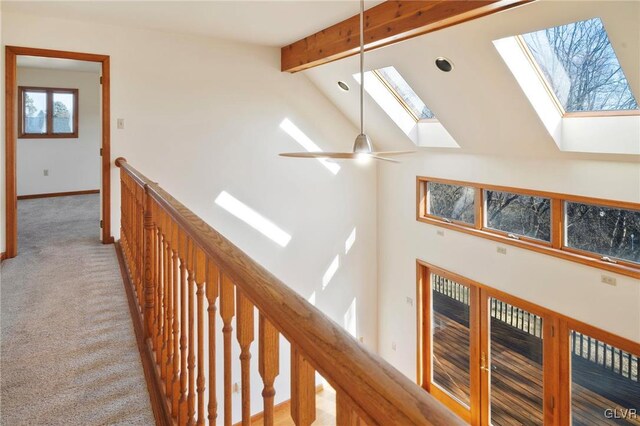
[[377, 152, 640, 380], [1, 11, 378, 420], [16, 67, 100, 196]]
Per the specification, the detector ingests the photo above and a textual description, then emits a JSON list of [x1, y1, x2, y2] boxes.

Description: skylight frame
[[515, 23, 640, 118], [372, 69, 437, 123]]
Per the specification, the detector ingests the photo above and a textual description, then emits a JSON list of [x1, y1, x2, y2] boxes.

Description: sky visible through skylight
[[521, 18, 639, 112], [375, 66, 435, 120]]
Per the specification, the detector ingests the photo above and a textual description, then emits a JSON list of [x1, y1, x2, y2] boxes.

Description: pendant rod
[[359, 0, 364, 135]]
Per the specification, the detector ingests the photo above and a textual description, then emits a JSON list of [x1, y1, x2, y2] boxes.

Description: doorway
[[5, 46, 111, 258], [417, 262, 555, 425], [417, 261, 640, 425]]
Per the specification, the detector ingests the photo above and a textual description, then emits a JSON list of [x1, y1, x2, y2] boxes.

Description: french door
[[418, 264, 555, 425]]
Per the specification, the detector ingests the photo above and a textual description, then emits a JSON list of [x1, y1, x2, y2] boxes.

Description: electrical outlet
[[601, 275, 616, 286], [497, 246, 507, 255], [117, 118, 125, 129], [43, 169, 49, 176], [406, 296, 413, 307], [436, 229, 445, 236], [391, 342, 397, 351]]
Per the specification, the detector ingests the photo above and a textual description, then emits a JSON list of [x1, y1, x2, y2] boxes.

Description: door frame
[[477, 286, 557, 426], [5, 46, 112, 258], [417, 260, 559, 425]]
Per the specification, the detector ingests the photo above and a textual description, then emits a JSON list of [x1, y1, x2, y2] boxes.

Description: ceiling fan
[[280, 0, 415, 163]]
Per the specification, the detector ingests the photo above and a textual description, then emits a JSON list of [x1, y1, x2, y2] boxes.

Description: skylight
[[373, 66, 435, 120], [520, 18, 639, 113]]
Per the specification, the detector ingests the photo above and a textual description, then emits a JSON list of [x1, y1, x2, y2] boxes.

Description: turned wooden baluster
[[154, 205, 163, 353], [156, 209, 166, 361], [165, 219, 178, 401], [259, 314, 279, 426], [194, 246, 207, 425], [156, 211, 169, 374], [137, 184, 144, 308], [187, 239, 197, 425], [237, 290, 255, 425], [131, 183, 136, 298], [206, 261, 219, 424], [119, 169, 125, 243], [162, 213, 173, 383], [291, 346, 316, 426], [143, 190, 156, 339], [169, 221, 180, 418], [178, 231, 189, 425], [220, 274, 235, 426], [336, 393, 361, 426]]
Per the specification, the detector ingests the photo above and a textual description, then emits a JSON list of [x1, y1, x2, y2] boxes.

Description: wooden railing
[[571, 331, 639, 382], [116, 158, 463, 426]]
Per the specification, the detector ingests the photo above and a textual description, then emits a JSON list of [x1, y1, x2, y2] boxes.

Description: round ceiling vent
[[435, 57, 454, 72], [337, 81, 350, 91]]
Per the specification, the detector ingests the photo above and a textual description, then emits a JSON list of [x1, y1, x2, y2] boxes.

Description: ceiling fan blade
[[371, 150, 417, 156], [280, 152, 359, 159], [370, 155, 400, 163]]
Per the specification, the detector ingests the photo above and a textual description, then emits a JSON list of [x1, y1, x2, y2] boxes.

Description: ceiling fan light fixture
[[353, 133, 373, 153]]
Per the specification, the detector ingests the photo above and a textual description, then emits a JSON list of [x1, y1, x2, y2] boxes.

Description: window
[[417, 177, 640, 277], [427, 182, 475, 225], [568, 330, 640, 424], [520, 18, 639, 114], [19, 87, 78, 138], [485, 190, 551, 242], [565, 202, 640, 264], [373, 66, 435, 121]]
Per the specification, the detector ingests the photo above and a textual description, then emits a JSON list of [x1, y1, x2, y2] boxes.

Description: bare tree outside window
[[522, 18, 639, 112], [566, 202, 640, 263], [485, 191, 551, 241], [376, 66, 436, 120], [428, 182, 475, 224]]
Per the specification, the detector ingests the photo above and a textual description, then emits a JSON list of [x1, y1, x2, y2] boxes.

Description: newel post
[[143, 184, 156, 339]]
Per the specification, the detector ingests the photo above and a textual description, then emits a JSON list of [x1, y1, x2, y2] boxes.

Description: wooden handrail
[[115, 157, 464, 425]]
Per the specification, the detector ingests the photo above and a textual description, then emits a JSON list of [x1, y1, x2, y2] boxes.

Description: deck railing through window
[[433, 275, 638, 383], [116, 158, 463, 426]]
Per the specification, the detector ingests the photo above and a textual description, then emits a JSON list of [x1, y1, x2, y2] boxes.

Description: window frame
[[372, 69, 436, 123], [18, 86, 79, 139], [424, 180, 478, 229], [417, 176, 640, 278], [515, 34, 640, 118], [482, 188, 553, 246]]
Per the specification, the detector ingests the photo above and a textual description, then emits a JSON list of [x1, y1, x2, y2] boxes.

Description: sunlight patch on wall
[[345, 227, 356, 254], [343, 298, 357, 338], [214, 191, 291, 247], [322, 254, 340, 289], [308, 291, 316, 306], [279, 118, 340, 175]]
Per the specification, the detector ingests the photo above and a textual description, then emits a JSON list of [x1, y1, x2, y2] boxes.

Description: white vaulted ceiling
[[5, 0, 638, 157], [304, 0, 640, 156], [2, 0, 383, 47]]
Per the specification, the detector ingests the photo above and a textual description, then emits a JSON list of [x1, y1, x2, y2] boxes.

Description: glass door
[[481, 293, 545, 426], [426, 271, 479, 424]]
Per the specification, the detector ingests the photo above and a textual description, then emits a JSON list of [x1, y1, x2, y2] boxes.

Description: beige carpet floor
[[1, 194, 154, 425]]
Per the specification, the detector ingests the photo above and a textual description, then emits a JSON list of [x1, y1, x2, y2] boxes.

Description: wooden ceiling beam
[[281, 0, 533, 73]]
